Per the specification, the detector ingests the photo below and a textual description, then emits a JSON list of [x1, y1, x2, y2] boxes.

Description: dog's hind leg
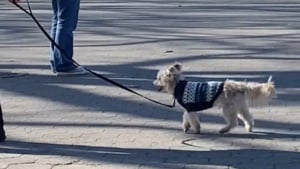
[[236, 95, 254, 132], [187, 111, 201, 134], [219, 103, 238, 134], [238, 106, 254, 132], [182, 111, 191, 133]]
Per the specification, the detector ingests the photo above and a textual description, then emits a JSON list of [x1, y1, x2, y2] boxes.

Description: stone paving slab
[[1, 0, 300, 169]]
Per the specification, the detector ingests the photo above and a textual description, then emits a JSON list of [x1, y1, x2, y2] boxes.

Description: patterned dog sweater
[[174, 80, 224, 112]]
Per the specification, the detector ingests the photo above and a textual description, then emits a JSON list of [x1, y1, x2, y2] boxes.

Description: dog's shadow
[[182, 130, 300, 149]]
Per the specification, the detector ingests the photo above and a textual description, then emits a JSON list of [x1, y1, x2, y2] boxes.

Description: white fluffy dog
[[153, 63, 275, 134]]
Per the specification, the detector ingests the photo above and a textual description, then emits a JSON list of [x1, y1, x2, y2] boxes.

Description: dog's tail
[[224, 76, 276, 107]]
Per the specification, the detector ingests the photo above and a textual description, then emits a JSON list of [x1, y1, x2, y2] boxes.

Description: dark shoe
[[0, 129, 5, 142], [0, 104, 5, 142]]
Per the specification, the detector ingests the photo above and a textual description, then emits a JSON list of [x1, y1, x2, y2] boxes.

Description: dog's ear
[[165, 67, 176, 79], [168, 63, 182, 72], [173, 63, 182, 71], [168, 66, 177, 73]]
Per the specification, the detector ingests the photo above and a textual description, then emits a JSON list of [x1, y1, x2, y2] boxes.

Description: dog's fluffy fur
[[153, 63, 275, 134]]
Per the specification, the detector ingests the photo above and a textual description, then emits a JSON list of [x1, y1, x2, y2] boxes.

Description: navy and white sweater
[[174, 80, 224, 112]]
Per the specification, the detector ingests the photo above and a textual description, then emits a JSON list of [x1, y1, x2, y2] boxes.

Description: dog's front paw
[[182, 122, 191, 133], [192, 125, 201, 134], [193, 129, 201, 134], [219, 127, 230, 134]]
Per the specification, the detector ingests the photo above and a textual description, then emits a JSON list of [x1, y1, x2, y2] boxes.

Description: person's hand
[[9, 0, 21, 3]]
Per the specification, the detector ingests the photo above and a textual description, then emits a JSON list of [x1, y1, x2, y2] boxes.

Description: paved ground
[[0, 0, 300, 169]]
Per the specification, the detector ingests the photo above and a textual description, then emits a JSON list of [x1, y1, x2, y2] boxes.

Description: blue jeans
[[50, 0, 80, 72]]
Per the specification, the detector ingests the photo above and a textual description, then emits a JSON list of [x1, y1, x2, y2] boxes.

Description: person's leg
[[51, 0, 80, 72], [50, 0, 58, 72], [0, 103, 6, 142]]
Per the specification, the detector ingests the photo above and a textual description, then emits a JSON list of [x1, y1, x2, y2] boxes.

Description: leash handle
[[12, 2, 175, 108]]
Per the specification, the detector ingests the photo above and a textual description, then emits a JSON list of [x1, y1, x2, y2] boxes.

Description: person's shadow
[[1, 139, 299, 169]]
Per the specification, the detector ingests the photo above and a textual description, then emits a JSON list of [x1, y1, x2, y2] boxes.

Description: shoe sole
[[55, 72, 88, 76]]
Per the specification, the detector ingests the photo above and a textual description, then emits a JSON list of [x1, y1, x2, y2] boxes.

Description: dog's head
[[153, 63, 184, 94]]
